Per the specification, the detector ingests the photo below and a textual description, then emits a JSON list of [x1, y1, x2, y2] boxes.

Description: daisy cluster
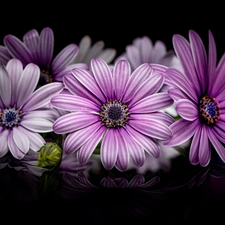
[[0, 27, 224, 172]]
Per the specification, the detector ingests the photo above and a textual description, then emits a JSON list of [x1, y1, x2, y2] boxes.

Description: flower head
[[0, 58, 64, 159], [50, 58, 173, 171], [163, 29, 225, 167], [1, 27, 88, 86]]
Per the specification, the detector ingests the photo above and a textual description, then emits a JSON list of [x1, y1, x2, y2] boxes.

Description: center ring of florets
[[100, 100, 129, 128], [40, 69, 53, 85], [199, 96, 220, 125], [0, 108, 22, 128]]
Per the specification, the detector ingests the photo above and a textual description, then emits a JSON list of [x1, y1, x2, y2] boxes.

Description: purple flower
[[50, 58, 173, 171], [0, 58, 64, 159], [163, 30, 225, 167], [1, 27, 88, 86]]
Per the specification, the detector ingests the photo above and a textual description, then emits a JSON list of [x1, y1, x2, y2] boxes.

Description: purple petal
[[168, 87, 189, 101], [113, 59, 131, 100], [77, 125, 105, 165], [91, 58, 114, 100], [52, 44, 79, 74], [125, 125, 160, 158], [70, 68, 106, 102], [0, 62, 11, 106], [162, 119, 199, 146], [51, 94, 99, 112], [120, 128, 145, 167], [23, 29, 39, 64], [176, 99, 198, 121], [5, 58, 23, 106], [16, 63, 40, 107], [129, 73, 164, 106], [38, 27, 54, 68], [64, 122, 104, 154], [0, 45, 12, 64], [101, 129, 119, 170], [53, 112, 99, 134], [189, 30, 208, 93], [4, 34, 33, 65], [130, 92, 173, 113], [126, 45, 141, 69], [0, 129, 9, 157], [128, 118, 172, 140], [114, 129, 129, 171], [22, 82, 64, 111], [100, 177, 116, 188], [128, 174, 145, 188]]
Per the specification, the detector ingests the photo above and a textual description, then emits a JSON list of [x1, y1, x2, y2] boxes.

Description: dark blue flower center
[[100, 100, 129, 128], [39, 69, 53, 86], [0, 108, 22, 128], [199, 96, 220, 125]]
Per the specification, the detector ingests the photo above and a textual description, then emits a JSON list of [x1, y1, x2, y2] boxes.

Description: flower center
[[39, 69, 53, 86], [100, 100, 129, 128], [199, 96, 220, 125], [0, 108, 22, 128]]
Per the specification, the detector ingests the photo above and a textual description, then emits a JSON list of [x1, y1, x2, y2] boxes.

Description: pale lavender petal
[[128, 118, 172, 140], [101, 128, 119, 170], [8, 130, 25, 159], [4, 35, 33, 65], [51, 94, 99, 112], [83, 41, 104, 63], [98, 48, 116, 64], [22, 82, 64, 111], [123, 63, 154, 103], [5, 59, 23, 105], [77, 125, 105, 165], [63, 73, 101, 105], [70, 68, 106, 102], [91, 58, 114, 100], [18, 126, 45, 151], [125, 125, 160, 158], [0, 45, 12, 64], [130, 92, 173, 113], [198, 126, 211, 166], [64, 122, 104, 154], [38, 27, 54, 68], [51, 44, 79, 74], [208, 128, 225, 163], [189, 30, 208, 93], [176, 99, 198, 121], [140, 36, 153, 62], [166, 68, 199, 103], [13, 126, 30, 154], [0, 62, 11, 106], [113, 59, 131, 100], [16, 63, 40, 107], [53, 112, 99, 134], [20, 117, 53, 133], [121, 128, 145, 167], [115, 129, 129, 171], [151, 40, 167, 62], [129, 73, 164, 106], [0, 129, 9, 157], [162, 119, 199, 146], [23, 29, 39, 64], [126, 45, 141, 69], [172, 34, 201, 95]]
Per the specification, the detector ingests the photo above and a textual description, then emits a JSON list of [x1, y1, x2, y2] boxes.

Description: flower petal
[[0, 129, 9, 157]]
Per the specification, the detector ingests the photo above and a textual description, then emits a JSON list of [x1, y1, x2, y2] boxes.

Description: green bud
[[37, 142, 62, 168]]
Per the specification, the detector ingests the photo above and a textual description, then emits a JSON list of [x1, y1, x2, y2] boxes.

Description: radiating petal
[[176, 99, 198, 121], [50, 94, 100, 112], [189, 126, 200, 165], [0, 129, 9, 157], [126, 45, 141, 69], [100, 177, 116, 188], [101, 129, 119, 170], [22, 82, 64, 111], [16, 63, 40, 107], [53, 112, 99, 134], [162, 119, 199, 146], [168, 87, 190, 101], [51, 44, 79, 74], [77, 125, 105, 165], [129, 118, 173, 140], [0, 45, 12, 64], [91, 58, 113, 100], [64, 122, 104, 154], [130, 92, 173, 113], [98, 48, 116, 64]]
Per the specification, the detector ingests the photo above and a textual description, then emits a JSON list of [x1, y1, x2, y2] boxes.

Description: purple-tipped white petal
[[101, 129, 119, 170], [53, 112, 99, 134], [176, 99, 198, 121], [22, 82, 64, 111]]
